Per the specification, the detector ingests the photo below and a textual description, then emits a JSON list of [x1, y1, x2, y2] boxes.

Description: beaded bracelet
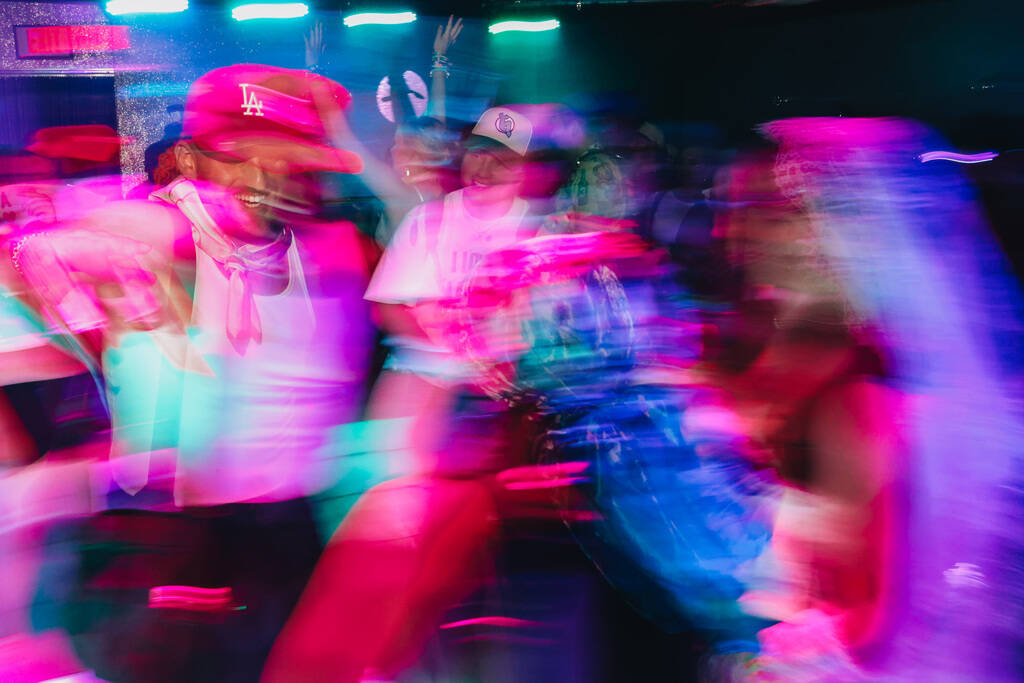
[[430, 52, 451, 78], [10, 232, 39, 277]]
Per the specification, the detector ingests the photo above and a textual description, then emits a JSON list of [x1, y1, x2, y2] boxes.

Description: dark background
[[183, 0, 1024, 147], [3, 0, 1022, 262]]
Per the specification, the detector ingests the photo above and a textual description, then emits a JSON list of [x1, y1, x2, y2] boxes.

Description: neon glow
[[343, 11, 417, 27], [106, 0, 188, 15], [15, 26, 131, 58], [503, 476, 589, 490], [495, 461, 590, 484], [149, 586, 235, 611], [231, 3, 309, 21], [440, 617, 544, 629], [488, 19, 560, 34], [919, 151, 998, 164], [495, 462, 590, 489]]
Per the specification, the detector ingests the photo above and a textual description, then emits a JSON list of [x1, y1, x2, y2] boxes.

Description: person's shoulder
[[90, 196, 180, 222], [389, 198, 446, 246]]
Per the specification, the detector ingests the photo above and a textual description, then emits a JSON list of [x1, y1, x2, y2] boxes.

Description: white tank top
[[175, 237, 347, 506]]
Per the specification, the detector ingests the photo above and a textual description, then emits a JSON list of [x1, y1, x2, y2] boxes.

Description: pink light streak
[[440, 616, 545, 630], [148, 585, 237, 611], [502, 476, 590, 490]]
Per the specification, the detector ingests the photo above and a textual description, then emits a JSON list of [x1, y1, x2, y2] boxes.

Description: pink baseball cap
[[182, 64, 363, 174]]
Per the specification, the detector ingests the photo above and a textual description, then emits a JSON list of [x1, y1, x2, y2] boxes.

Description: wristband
[[10, 233, 39, 277], [430, 52, 451, 78]]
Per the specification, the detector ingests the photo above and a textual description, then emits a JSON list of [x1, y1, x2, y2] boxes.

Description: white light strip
[[488, 19, 560, 34], [106, 0, 188, 15], [231, 3, 309, 21], [343, 11, 417, 27]]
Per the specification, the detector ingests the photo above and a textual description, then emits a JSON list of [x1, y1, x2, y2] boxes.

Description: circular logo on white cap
[[376, 71, 428, 123], [495, 111, 515, 139]]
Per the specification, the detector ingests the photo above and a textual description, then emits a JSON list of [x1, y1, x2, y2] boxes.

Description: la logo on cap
[[495, 111, 515, 139], [240, 83, 264, 117]]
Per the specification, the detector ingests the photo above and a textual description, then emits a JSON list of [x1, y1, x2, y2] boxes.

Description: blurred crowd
[[1, 16, 1023, 683]]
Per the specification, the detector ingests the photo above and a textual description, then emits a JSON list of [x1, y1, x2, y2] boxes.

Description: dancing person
[[15, 64, 374, 683], [262, 106, 541, 683], [711, 118, 1024, 681]]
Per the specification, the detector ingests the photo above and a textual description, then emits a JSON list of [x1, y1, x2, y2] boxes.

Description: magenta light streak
[[503, 476, 590, 490], [496, 460, 590, 481], [148, 585, 235, 611], [919, 151, 998, 163], [440, 616, 544, 629]]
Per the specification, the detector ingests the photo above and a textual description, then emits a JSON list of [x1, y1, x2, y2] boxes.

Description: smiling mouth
[[236, 191, 267, 209]]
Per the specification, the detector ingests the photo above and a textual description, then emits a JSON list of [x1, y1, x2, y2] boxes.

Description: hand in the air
[[433, 15, 463, 56], [304, 21, 325, 68]]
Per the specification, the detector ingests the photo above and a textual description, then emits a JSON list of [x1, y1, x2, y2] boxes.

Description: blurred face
[[718, 159, 829, 295], [391, 131, 444, 186], [735, 204, 817, 271], [176, 143, 314, 239], [460, 146, 523, 200]]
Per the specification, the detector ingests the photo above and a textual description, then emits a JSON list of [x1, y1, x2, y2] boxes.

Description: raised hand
[[304, 21, 324, 69], [433, 15, 463, 56]]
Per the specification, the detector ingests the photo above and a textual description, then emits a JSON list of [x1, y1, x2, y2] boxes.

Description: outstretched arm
[[323, 108, 419, 235], [426, 15, 463, 124], [304, 21, 325, 70], [9, 201, 193, 343]]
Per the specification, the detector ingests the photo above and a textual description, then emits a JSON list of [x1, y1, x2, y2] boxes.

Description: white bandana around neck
[[150, 177, 292, 355]]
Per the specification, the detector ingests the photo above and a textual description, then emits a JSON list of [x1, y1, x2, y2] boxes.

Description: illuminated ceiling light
[[919, 151, 998, 164], [232, 3, 309, 21], [488, 19, 560, 34], [106, 0, 188, 15], [343, 11, 417, 27]]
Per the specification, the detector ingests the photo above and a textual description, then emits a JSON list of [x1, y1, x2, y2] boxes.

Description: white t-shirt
[[365, 188, 532, 304]]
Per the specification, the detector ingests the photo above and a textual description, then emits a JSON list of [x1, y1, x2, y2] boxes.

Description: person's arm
[[0, 388, 38, 467], [426, 16, 463, 124], [304, 21, 325, 71], [0, 345, 86, 385], [327, 111, 419, 232], [809, 379, 902, 504], [10, 201, 192, 342], [375, 302, 432, 341], [805, 379, 904, 645], [305, 25, 419, 234]]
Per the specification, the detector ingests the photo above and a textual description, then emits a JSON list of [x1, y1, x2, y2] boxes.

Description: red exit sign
[[14, 25, 131, 58]]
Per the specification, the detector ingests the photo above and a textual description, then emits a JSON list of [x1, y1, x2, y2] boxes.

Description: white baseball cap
[[469, 106, 533, 157]]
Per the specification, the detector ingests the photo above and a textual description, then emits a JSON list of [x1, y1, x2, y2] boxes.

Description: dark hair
[[395, 116, 452, 159], [153, 146, 181, 186]]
